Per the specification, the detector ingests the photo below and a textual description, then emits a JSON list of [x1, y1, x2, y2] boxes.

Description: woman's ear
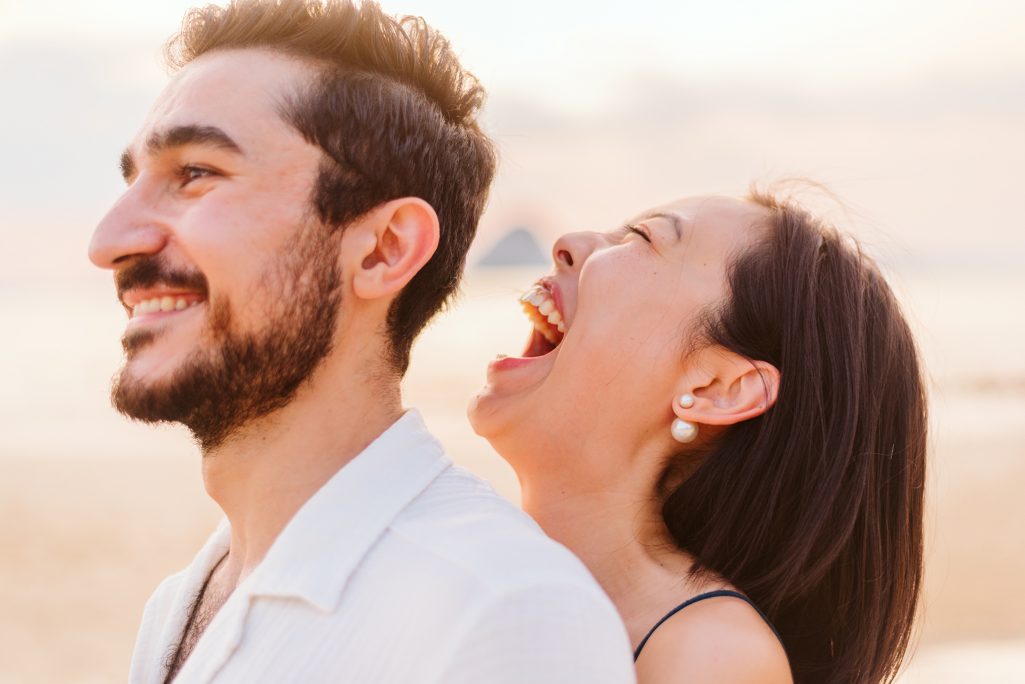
[[347, 197, 440, 301], [672, 347, 780, 427]]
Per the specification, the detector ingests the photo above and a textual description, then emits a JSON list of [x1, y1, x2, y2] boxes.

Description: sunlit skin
[[469, 196, 792, 682], [94, 51, 324, 382], [89, 48, 439, 594]]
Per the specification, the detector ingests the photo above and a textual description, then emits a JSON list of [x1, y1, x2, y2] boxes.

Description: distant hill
[[476, 227, 548, 267]]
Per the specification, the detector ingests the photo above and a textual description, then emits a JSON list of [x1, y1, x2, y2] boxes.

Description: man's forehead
[[131, 49, 312, 152]]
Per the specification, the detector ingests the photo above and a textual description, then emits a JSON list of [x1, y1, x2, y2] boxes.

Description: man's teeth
[[131, 296, 202, 318], [519, 284, 567, 340]]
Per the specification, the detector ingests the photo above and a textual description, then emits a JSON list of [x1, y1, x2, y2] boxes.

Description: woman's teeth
[[131, 296, 202, 318], [519, 284, 566, 342]]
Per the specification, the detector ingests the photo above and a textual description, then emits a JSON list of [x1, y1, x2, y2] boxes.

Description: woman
[[468, 190, 926, 683]]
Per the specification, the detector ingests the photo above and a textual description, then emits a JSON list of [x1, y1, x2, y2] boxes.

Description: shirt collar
[[238, 409, 451, 611]]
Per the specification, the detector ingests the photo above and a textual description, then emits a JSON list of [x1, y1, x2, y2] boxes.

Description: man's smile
[[121, 288, 207, 326]]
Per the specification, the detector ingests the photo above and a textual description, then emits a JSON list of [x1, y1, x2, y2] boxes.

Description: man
[[88, 1, 635, 682]]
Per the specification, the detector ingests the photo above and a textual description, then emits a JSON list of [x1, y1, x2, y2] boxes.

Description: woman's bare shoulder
[[635, 593, 792, 684]]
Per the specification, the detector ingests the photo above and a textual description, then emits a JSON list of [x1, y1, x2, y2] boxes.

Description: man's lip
[[120, 288, 207, 308]]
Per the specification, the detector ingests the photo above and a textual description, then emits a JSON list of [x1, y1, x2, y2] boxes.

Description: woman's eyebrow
[[637, 211, 685, 241]]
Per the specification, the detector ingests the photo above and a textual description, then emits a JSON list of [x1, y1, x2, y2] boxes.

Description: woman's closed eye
[[625, 224, 652, 243]]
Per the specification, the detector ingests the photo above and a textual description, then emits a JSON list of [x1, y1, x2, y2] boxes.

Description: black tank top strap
[[633, 589, 784, 661]]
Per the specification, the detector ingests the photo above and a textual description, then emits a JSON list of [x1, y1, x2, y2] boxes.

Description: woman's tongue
[[523, 329, 555, 358]]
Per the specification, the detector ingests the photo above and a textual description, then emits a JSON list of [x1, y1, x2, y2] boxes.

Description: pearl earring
[[678, 394, 695, 409], [671, 418, 698, 443]]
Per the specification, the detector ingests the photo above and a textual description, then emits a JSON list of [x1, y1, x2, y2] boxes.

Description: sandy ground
[[3, 397, 1024, 683]]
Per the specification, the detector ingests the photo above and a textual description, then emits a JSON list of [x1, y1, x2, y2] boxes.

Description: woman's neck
[[521, 477, 705, 648]]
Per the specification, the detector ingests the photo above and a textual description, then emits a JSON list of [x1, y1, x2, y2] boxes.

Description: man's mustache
[[115, 256, 209, 299]]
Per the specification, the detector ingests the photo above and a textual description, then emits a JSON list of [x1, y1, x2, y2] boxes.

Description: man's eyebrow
[[639, 211, 685, 241], [119, 125, 245, 183], [119, 149, 136, 182], [147, 124, 244, 156]]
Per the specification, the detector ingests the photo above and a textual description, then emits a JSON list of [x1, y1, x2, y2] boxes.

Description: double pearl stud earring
[[671, 394, 698, 443]]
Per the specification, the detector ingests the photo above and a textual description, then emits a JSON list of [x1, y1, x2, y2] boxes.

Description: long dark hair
[[661, 190, 927, 683]]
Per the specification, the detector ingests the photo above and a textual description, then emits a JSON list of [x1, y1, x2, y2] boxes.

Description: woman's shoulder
[[635, 591, 792, 684]]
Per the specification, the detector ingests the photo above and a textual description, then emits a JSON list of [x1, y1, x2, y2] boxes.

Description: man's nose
[[88, 186, 169, 270]]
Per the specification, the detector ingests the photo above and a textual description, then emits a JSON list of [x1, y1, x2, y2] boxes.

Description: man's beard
[[111, 220, 343, 452]]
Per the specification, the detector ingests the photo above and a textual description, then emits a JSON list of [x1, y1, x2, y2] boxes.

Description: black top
[[633, 589, 785, 661]]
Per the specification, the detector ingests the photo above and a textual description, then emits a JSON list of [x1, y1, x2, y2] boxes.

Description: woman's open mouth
[[518, 282, 565, 358]]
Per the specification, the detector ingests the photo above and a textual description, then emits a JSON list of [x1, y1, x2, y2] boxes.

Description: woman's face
[[468, 195, 770, 486]]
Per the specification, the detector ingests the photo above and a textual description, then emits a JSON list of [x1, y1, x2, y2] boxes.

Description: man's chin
[[119, 333, 203, 390], [111, 369, 187, 424], [110, 348, 209, 426], [121, 327, 158, 357]]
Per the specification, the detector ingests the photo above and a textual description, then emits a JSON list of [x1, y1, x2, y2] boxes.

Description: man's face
[[89, 48, 343, 449]]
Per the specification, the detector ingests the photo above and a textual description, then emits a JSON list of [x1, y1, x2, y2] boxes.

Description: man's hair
[[166, 0, 497, 373]]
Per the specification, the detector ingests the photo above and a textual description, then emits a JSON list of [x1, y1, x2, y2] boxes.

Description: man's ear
[[347, 197, 440, 301], [671, 347, 780, 427]]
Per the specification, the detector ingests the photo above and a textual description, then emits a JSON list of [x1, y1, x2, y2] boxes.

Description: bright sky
[[3, 0, 1024, 107], [1, 0, 1023, 279]]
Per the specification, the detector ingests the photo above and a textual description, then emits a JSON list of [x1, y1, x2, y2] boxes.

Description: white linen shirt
[[129, 410, 636, 683]]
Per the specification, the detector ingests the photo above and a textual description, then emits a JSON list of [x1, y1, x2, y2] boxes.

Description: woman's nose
[[552, 231, 601, 273]]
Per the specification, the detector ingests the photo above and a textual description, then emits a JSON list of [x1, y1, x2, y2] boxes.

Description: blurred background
[[1, 0, 1023, 681]]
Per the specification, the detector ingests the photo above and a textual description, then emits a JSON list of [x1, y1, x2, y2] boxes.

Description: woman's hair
[[661, 189, 927, 683]]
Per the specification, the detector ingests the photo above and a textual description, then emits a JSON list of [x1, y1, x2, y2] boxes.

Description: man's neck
[[199, 349, 403, 588]]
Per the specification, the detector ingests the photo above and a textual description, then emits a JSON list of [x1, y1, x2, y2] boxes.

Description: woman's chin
[[465, 389, 493, 438], [470, 350, 551, 426], [466, 389, 536, 476], [468, 353, 548, 438], [466, 379, 517, 441]]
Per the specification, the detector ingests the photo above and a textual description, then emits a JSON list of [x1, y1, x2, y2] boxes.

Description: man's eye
[[177, 165, 215, 186], [626, 224, 652, 243]]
